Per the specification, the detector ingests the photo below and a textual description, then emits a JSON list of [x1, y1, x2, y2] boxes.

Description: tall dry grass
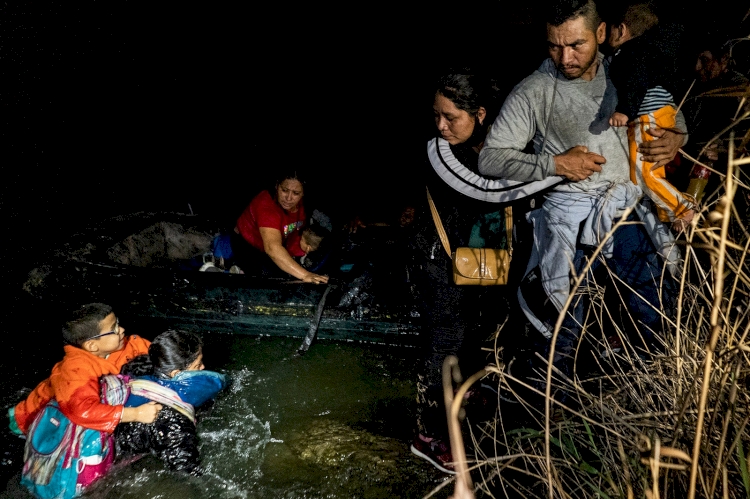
[[437, 75, 750, 498]]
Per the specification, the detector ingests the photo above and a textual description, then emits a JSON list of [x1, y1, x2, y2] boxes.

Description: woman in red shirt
[[233, 171, 329, 284]]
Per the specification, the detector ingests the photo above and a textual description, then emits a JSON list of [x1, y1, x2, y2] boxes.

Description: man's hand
[[554, 145, 606, 181], [637, 127, 685, 167]]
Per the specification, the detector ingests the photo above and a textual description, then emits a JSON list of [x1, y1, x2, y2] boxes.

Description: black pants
[[411, 252, 508, 439]]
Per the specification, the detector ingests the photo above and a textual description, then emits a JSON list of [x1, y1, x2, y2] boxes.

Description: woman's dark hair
[[120, 329, 204, 379], [435, 72, 502, 146], [267, 168, 308, 206], [274, 169, 307, 190], [436, 73, 499, 119]]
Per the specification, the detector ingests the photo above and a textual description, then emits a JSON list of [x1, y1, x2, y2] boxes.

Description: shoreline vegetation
[[441, 49, 750, 499]]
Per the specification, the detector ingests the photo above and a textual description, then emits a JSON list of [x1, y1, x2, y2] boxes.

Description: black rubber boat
[[22, 212, 420, 347]]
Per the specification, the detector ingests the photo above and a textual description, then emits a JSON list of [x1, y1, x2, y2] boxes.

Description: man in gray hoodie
[[478, 0, 686, 375]]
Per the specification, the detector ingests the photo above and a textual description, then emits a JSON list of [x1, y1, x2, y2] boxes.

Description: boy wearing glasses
[[9, 303, 162, 436]]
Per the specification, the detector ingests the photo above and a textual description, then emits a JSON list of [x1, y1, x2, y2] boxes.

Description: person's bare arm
[[121, 402, 162, 424], [553, 146, 606, 181], [260, 227, 328, 284]]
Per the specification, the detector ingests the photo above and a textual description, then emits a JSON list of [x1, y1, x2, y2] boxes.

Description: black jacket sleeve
[[115, 408, 202, 476], [150, 408, 202, 476]]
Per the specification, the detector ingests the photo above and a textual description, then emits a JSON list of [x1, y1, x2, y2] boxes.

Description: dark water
[[0, 296, 456, 498]]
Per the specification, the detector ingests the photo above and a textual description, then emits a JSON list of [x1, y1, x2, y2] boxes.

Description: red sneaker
[[410, 434, 456, 474]]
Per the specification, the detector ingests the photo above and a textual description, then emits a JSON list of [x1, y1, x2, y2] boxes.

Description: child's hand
[[609, 112, 630, 127], [347, 216, 366, 234], [122, 402, 163, 424], [672, 209, 695, 232]]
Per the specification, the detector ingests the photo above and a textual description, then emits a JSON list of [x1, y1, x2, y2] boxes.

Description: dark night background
[[0, 2, 746, 492], [2, 0, 748, 292]]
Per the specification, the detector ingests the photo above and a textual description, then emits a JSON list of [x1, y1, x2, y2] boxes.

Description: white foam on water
[[196, 367, 274, 486]]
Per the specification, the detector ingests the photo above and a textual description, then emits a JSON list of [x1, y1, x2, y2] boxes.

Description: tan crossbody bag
[[427, 187, 512, 286]]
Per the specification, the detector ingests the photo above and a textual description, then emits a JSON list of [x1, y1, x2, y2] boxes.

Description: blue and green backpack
[[19, 374, 131, 499]]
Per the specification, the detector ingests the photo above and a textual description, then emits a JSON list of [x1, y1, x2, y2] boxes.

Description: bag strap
[[426, 187, 452, 257], [504, 205, 513, 258], [128, 379, 197, 424], [428, 187, 514, 258]]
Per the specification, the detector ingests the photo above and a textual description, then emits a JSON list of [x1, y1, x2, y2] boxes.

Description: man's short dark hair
[[609, 2, 658, 38], [545, 0, 601, 31], [63, 302, 113, 347]]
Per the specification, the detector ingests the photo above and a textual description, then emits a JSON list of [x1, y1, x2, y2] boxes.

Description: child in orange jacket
[[9, 303, 163, 436]]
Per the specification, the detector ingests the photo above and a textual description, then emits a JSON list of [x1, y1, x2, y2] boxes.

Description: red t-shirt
[[236, 190, 306, 257]]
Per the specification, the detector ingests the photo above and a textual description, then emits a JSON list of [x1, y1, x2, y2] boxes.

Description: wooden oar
[[295, 282, 336, 356]]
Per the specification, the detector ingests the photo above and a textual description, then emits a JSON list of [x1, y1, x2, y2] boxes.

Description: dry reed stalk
[[442, 357, 489, 499], [542, 208, 637, 499], [687, 135, 738, 499], [444, 66, 750, 499]]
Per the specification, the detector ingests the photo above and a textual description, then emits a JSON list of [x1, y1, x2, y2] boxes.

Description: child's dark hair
[[120, 330, 203, 379], [63, 302, 114, 347], [301, 224, 329, 252], [607, 1, 658, 38]]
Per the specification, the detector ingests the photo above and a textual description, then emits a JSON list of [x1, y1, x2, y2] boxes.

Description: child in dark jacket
[[607, 2, 694, 230], [115, 330, 227, 476]]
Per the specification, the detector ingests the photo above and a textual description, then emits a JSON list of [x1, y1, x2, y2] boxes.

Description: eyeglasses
[[88, 319, 121, 340]]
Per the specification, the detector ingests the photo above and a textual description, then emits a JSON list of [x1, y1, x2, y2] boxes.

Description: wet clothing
[[116, 407, 201, 475], [124, 371, 227, 409], [115, 370, 228, 476], [609, 23, 691, 222], [235, 190, 306, 257], [12, 335, 151, 435]]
